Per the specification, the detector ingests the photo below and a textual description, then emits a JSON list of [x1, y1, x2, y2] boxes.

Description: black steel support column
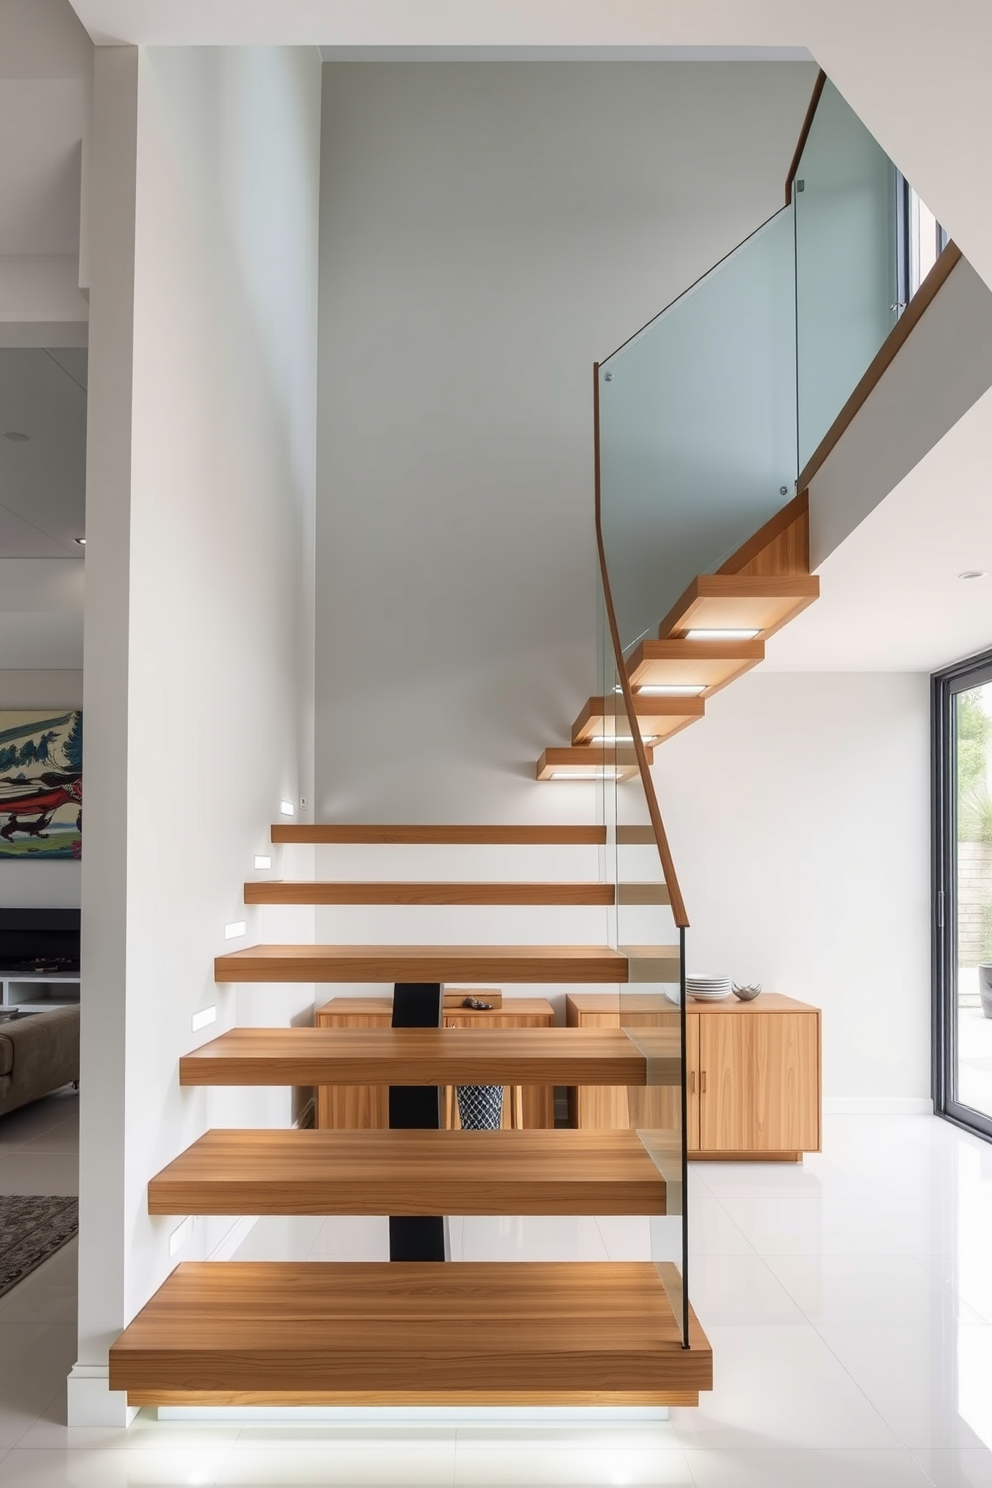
[[388, 982, 447, 1261]]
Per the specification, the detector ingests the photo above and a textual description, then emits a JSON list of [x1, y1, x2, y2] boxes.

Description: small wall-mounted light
[[191, 1005, 216, 1033], [254, 854, 272, 870], [279, 800, 295, 816], [224, 920, 246, 940], [74, 537, 86, 546]]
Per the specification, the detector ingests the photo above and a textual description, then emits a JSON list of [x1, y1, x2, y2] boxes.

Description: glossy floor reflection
[[0, 1104, 991, 1484]]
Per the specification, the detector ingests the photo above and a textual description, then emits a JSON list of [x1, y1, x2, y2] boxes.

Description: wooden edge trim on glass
[[798, 240, 963, 490], [593, 363, 689, 930], [784, 68, 827, 205], [270, 824, 608, 845]]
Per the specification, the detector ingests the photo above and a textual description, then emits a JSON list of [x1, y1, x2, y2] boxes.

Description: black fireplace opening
[[0, 909, 81, 973]]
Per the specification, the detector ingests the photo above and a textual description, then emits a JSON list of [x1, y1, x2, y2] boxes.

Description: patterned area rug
[[0, 1195, 78, 1299]]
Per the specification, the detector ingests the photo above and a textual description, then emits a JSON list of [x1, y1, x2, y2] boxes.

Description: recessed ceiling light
[[74, 537, 86, 546], [3, 431, 29, 442], [958, 570, 987, 580]]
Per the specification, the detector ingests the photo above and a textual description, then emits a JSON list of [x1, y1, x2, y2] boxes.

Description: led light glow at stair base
[[550, 770, 622, 780], [684, 628, 760, 640], [590, 735, 659, 746]]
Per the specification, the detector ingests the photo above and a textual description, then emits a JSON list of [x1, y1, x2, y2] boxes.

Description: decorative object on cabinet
[[686, 975, 731, 1002], [566, 992, 820, 1161], [732, 982, 762, 1001], [315, 996, 555, 1131], [0, 712, 82, 860]]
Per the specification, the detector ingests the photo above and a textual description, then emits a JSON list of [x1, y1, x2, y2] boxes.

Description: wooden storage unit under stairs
[[314, 996, 556, 1131], [568, 993, 821, 1160]]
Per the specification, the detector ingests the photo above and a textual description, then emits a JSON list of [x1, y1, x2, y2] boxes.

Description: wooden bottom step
[[147, 1128, 667, 1216], [109, 1262, 712, 1405]]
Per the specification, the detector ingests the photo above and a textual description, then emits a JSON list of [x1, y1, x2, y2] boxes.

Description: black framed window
[[933, 648, 992, 1142]]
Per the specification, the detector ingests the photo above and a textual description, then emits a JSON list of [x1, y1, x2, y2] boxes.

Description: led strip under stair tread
[[108, 1261, 713, 1406], [147, 1127, 668, 1216]]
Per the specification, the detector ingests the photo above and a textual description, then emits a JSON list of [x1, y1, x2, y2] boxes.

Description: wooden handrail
[[798, 240, 962, 491], [593, 364, 689, 930], [785, 69, 827, 206]]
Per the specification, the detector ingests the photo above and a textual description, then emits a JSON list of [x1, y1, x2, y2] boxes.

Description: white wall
[[314, 60, 817, 824], [654, 671, 932, 1106], [0, 667, 82, 908], [74, 43, 321, 1425]]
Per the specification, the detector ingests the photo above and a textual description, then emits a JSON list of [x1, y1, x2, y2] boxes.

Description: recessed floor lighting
[[3, 431, 29, 442], [958, 570, 987, 580]]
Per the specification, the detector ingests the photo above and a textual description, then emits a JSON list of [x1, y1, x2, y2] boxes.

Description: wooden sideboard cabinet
[[314, 996, 555, 1131], [566, 992, 820, 1161]]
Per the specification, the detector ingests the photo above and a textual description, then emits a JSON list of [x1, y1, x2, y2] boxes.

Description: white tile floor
[[1, 1095, 992, 1484]]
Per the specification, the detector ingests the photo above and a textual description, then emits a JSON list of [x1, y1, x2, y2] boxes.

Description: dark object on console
[[0, 909, 81, 974], [461, 997, 494, 1010], [388, 983, 447, 1262], [0, 1005, 79, 1117]]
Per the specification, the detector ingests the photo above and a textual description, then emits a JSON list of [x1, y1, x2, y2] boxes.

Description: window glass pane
[[955, 683, 992, 1121]]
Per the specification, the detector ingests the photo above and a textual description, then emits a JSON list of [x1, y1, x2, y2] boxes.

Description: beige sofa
[[0, 1005, 79, 1118]]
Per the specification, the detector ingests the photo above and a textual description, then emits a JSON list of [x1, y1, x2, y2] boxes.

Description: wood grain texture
[[109, 1261, 713, 1401], [148, 1128, 667, 1216], [656, 573, 819, 641], [571, 694, 705, 745], [593, 365, 689, 929], [698, 1011, 820, 1154], [315, 998, 555, 1132], [536, 745, 649, 782], [244, 881, 616, 906], [784, 69, 827, 204], [180, 1026, 663, 1088], [717, 490, 810, 577], [627, 638, 765, 696], [798, 241, 963, 491], [270, 824, 607, 845], [565, 997, 629, 1131], [214, 943, 631, 984]]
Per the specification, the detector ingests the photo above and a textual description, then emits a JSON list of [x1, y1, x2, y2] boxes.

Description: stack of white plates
[[686, 974, 732, 1002]]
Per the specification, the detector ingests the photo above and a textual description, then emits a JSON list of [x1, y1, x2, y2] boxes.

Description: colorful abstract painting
[[0, 712, 82, 860]]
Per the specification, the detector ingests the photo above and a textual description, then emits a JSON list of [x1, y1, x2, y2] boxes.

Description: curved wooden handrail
[[593, 365, 689, 930], [785, 69, 827, 205]]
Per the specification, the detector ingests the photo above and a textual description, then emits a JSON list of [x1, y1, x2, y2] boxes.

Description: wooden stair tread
[[244, 881, 616, 905], [179, 1026, 672, 1086], [214, 943, 651, 984], [657, 573, 819, 641], [627, 637, 764, 697], [109, 1261, 713, 1404], [535, 746, 648, 782], [571, 694, 704, 746], [147, 1128, 667, 1216], [271, 824, 607, 845]]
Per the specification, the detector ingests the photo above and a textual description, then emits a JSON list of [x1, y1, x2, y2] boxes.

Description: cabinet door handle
[[690, 1071, 696, 1094], [700, 1071, 707, 1094]]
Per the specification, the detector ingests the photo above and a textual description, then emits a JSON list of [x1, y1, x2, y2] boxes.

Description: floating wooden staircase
[[109, 823, 711, 1408], [540, 491, 820, 778]]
